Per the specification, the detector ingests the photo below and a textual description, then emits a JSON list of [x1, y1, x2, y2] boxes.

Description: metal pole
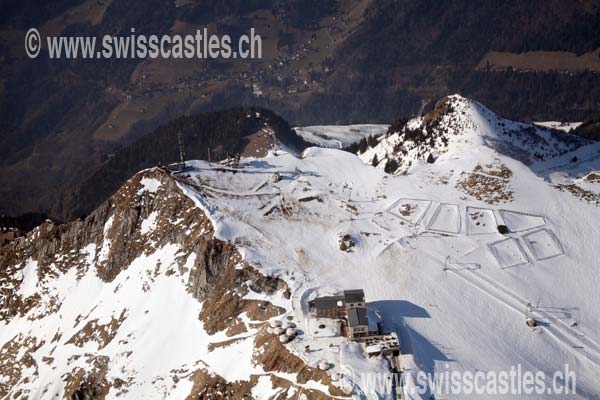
[[178, 130, 186, 169]]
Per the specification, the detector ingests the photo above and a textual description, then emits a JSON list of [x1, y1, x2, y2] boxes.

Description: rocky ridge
[[0, 167, 343, 399]]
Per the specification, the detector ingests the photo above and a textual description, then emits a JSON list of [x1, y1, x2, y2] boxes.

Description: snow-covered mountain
[[1, 96, 600, 399], [360, 95, 592, 175]]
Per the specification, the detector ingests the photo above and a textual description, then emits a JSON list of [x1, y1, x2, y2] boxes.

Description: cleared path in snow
[[445, 259, 600, 369]]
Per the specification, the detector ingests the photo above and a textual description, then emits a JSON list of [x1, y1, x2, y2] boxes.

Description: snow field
[[426, 203, 461, 234], [387, 198, 432, 226], [522, 228, 565, 261], [488, 237, 530, 268], [179, 106, 600, 398], [499, 209, 546, 232], [465, 207, 498, 235]]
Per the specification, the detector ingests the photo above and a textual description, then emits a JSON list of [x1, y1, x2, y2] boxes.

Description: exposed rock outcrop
[[0, 166, 343, 399], [0, 168, 223, 320]]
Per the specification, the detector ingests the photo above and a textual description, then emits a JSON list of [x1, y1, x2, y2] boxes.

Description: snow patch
[[534, 121, 582, 132], [97, 215, 114, 263], [140, 212, 158, 235], [251, 375, 280, 399], [138, 177, 162, 194], [18, 258, 39, 298]]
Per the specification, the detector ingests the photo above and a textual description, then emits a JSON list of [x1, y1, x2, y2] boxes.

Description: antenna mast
[[177, 130, 186, 170]]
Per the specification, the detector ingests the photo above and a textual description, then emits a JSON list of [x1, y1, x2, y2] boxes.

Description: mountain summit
[[360, 95, 592, 174]]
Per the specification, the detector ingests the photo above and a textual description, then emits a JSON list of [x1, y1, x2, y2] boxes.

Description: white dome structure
[[318, 361, 330, 371], [285, 328, 297, 336], [278, 334, 292, 343], [269, 320, 282, 328]]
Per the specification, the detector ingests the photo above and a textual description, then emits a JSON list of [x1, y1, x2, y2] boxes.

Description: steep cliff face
[[1, 168, 216, 320], [0, 168, 340, 399]]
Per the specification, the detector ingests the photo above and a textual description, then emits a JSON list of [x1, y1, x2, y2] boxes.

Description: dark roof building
[[348, 307, 368, 327], [313, 295, 344, 309], [308, 289, 375, 340], [343, 289, 365, 303]]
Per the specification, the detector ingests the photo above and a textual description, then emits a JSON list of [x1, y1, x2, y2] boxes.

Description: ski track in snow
[[446, 260, 600, 368]]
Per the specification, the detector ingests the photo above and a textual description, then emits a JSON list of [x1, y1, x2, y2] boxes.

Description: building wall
[[345, 302, 365, 310], [349, 325, 368, 339]]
